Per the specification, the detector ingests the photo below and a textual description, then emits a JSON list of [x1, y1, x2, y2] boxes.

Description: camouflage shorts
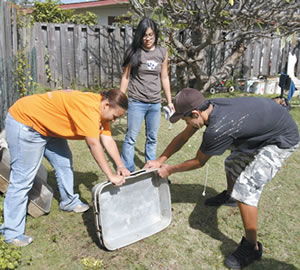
[[225, 144, 299, 207]]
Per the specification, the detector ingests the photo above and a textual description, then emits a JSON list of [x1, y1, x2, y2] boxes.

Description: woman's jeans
[[0, 113, 82, 241], [121, 99, 161, 172]]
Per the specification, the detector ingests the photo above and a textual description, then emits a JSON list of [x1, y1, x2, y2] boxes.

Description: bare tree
[[128, 0, 300, 92]]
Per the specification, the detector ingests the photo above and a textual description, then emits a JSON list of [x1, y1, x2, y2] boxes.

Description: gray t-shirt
[[128, 46, 167, 103], [200, 97, 299, 155]]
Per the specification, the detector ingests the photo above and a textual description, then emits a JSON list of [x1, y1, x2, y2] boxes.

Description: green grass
[[1, 93, 300, 270]]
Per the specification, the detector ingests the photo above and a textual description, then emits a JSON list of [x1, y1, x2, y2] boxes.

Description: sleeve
[[100, 120, 111, 136], [160, 47, 167, 60], [200, 130, 233, 156]]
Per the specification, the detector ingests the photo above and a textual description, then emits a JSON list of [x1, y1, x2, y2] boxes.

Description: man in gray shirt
[[145, 88, 299, 269]]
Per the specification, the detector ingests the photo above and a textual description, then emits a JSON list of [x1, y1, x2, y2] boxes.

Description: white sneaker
[[7, 235, 33, 247], [72, 203, 90, 213]]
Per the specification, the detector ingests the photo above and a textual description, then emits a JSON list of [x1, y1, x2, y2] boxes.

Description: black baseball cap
[[170, 88, 206, 123]]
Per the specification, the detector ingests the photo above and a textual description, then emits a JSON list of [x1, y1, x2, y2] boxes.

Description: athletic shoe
[[6, 234, 33, 247], [204, 190, 237, 207], [72, 203, 90, 213], [224, 236, 263, 269]]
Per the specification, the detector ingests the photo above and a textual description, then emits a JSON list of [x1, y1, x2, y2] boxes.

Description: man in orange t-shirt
[[1, 89, 130, 247]]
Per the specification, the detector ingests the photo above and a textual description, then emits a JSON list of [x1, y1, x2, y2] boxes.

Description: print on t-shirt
[[146, 60, 159, 70]]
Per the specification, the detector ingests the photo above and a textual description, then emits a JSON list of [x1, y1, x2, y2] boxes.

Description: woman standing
[[120, 18, 174, 172]]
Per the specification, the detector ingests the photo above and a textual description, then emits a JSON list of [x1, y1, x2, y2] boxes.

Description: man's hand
[[108, 174, 126, 186], [117, 166, 130, 177], [144, 160, 162, 169], [158, 164, 171, 178]]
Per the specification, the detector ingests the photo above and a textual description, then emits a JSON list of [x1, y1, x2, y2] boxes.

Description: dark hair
[[101, 89, 128, 110], [185, 101, 211, 117], [123, 17, 159, 75]]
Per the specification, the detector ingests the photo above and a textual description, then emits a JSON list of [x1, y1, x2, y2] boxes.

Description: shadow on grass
[[112, 116, 154, 171], [47, 170, 99, 201], [170, 183, 298, 270], [47, 170, 104, 248], [112, 139, 147, 171]]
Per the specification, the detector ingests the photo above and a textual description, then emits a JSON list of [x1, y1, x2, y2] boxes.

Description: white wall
[[74, 5, 129, 25]]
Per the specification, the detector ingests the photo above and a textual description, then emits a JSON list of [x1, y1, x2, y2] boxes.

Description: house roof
[[59, 0, 129, 10]]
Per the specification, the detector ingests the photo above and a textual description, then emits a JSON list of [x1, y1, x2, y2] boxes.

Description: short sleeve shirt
[[9, 90, 111, 139], [200, 97, 299, 155], [128, 46, 167, 103]]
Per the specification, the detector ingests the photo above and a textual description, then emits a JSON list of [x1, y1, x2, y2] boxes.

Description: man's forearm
[[169, 158, 202, 174]]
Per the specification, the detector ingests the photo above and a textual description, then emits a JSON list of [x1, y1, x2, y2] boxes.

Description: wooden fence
[[24, 23, 300, 89], [0, 1, 19, 130], [1, 0, 300, 130], [24, 23, 133, 90]]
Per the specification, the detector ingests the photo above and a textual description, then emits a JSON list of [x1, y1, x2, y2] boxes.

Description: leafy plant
[[0, 199, 22, 270], [14, 48, 37, 97], [0, 239, 22, 270], [31, 0, 97, 25]]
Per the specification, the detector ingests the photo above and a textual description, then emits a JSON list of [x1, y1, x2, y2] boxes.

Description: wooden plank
[[296, 47, 300, 77], [235, 53, 244, 79], [99, 25, 109, 88], [74, 24, 81, 88], [87, 26, 100, 88], [11, 7, 17, 58], [270, 38, 281, 76], [33, 23, 46, 87], [124, 25, 133, 52], [111, 26, 122, 87], [243, 40, 253, 79], [78, 25, 88, 88], [211, 30, 223, 74], [4, 4, 14, 105], [0, 0, 8, 129], [115, 25, 133, 85], [60, 24, 75, 89], [280, 41, 290, 73], [53, 25, 63, 88], [29, 25, 38, 89], [261, 37, 271, 76], [107, 26, 115, 88], [47, 24, 58, 89], [42, 24, 49, 87], [252, 39, 262, 77], [224, 32, 234, 60]]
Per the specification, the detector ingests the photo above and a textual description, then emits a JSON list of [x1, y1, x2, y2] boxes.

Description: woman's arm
[[120, 65, 131, 94], [160, 51, 175, 111], [100, 134, 130, 176], [85, 136, 126, 185]]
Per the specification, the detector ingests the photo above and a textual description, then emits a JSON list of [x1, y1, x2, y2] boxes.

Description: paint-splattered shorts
[[225, 144, 299, 207]]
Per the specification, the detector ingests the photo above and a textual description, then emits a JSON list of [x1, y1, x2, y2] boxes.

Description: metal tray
[[92, 168, 172, 251]]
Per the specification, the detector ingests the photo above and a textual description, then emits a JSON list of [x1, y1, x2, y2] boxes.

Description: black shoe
[[204, 190, 237, 207], [224, 237, 263, 269]]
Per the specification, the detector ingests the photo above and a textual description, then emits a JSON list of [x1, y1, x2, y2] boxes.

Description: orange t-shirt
[[9, 90, 111, 139]]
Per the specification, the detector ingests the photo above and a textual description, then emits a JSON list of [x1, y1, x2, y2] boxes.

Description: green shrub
[[0, 196, 22, 270], [0, 238, 22, 270], [31, 0, 97, 25]]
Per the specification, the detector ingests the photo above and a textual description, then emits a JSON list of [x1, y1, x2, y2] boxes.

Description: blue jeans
[[121, 99, 161, 172], [0, 113, 82, 241]]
